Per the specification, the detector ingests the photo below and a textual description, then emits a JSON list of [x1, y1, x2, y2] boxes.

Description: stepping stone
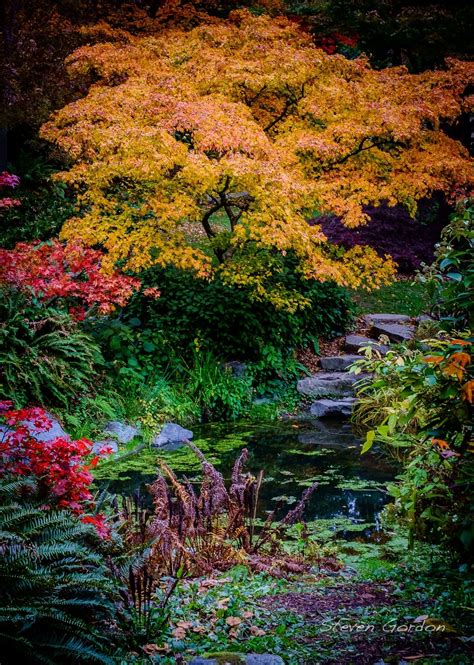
[[189, 656, 284, 665], [371, 322, 415, 343], [344, 335, 389, 355], [309, 397, 357, 418], [363, 313, 411, 326], [297, 372, 370, 398], [319, 354, 363, 371]]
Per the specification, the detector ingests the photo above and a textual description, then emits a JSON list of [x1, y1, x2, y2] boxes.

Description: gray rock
[[0, 413, 70, 443], [297, 372, 370, 398], [189, 656, 284, 665], [416, 314, 435, 323], [252, 396, 274, 406], [92, 439, 118, 456], [363, 313, 411, 326], [24, 413, 69, 442], [344, 335, 389, 355], [309, 397, 357, 418], [319, 355, 363, 371], [152, 422, 193, 447], [223, 361, 247, 377], [371, 323, 415, 343], [103, 420, 140, 444]]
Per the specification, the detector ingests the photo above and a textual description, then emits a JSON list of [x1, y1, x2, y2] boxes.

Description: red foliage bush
[[0, 401, 109, 538], [0, 171, 21, 209], [0, 239, 146, 319]]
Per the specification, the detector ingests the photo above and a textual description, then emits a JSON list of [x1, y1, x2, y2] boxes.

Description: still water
[[96, 418, 396, 534]]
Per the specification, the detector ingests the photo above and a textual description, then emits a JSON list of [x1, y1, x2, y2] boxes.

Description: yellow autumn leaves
[[40, 10, 474, 305]]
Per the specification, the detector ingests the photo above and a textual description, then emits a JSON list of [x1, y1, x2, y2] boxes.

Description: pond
[[94, 418, 397, 538]]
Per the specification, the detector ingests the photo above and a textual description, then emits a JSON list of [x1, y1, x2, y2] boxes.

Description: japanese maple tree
[[41, 10, 474, 308], [0, 401, 110, 537], [0, 240, 147, 319]]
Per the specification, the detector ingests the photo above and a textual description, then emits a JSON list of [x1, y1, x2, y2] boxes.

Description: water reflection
[[98, 419, 396, 536]]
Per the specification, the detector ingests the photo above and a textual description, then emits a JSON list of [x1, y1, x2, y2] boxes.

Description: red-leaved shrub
[[0, 239, 147, 319], [313, 199, 449, 274], [0, 171, 21, 209], [0, 401, 109, 538]]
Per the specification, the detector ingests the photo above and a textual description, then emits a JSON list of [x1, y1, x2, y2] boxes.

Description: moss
[[204, 653, 246, 664], [92, 430, 253, 481]]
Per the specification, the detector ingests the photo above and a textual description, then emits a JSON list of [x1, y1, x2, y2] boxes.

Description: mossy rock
[[206, 654, 246, 664], [189, 654, 284, 665]]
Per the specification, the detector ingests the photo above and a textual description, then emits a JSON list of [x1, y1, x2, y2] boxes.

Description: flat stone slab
[[344, 335, 389, 355], [309, 397, 357, 418], [371, 323, 415, 343], [319, 355, 363, 371], [297, 372, 370, 398], [152, 422, 193, 447], [189, 656, 284, 665], [363, 313, 411, 326]]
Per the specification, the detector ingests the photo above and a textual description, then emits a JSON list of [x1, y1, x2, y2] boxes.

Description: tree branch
[[323, 137, 403, 170], [200, 202, 222, 239], [264, 83, 306, 133]]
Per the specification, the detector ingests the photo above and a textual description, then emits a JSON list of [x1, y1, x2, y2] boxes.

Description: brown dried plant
[[122, 441, 323, 578]]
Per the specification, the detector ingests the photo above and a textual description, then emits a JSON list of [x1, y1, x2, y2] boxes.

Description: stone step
[[344, 334, 389, 355], [370, 322, 415, 343], [309, 397, 357, 418], [297, 371, 370, 398], [319, 354, 363, 371], [363, 312, 411, 327]]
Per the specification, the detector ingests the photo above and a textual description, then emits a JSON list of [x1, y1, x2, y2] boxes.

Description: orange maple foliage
[[40, 10, 474, 307]]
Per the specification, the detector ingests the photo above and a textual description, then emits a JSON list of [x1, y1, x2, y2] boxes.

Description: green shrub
[[0, 477, 116, 664], [0, 152, 74, 248], [353, 334, 473, 554], [112, 258, 352, 364], [0, 288, 103, 407], [421, 199, 474, 329], [182, 350, 253, 421]]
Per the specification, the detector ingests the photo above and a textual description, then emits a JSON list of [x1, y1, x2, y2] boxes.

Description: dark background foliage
[[286, 0, 474, 72], [312, 196, 450, 274]]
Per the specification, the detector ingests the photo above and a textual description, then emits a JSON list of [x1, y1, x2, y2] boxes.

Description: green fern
[[0, 287, 103, 407], [0, 478, 116, 664]]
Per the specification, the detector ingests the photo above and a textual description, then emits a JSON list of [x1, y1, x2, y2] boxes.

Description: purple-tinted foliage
[[312, 197, 450, 274]]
